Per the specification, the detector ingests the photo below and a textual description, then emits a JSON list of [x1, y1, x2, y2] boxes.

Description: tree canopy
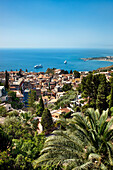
[[62, 83, 72, 92], [73, 70, 80, 78], [41, 108, 53, 131], [5, 70, 9, 89], [36, 97, 44, 116], [34, 108, 113, 169]]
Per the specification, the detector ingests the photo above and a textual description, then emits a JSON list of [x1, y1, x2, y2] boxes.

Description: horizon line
[[0, 47, 113, 50]]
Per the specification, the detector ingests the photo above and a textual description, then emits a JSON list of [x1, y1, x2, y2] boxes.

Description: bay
[[0, 48, 113, 72]]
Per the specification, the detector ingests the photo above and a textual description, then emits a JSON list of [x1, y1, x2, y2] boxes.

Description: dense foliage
[[0, 125, 11, 152], [45, 68, 55, 74], [8, 91, 24, 109], [0, 113, 45, 169], [36, 97, 44, 116], [1, 72, 113, 169], [81, 73, 111, 113], [54, 90, 77, 109], [28, 90, 36, 112], [34, 108, 113, 169], [0, 106, 7, 117], [73, 70, 80, 78], [41, 108, 53, 131], [62, 83, 72, 92]]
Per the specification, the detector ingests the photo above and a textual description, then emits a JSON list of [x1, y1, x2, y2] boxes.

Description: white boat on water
[[64, 60, 67, 64], [34, 64, 43, 69]]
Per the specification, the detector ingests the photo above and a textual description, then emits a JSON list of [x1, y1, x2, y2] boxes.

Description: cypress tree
[[81, 73, 93, 104], [5, 70, 9, 89], [41, 108, 53, 131], [19, 69, 22, 77], [109, 87, 113, 109], [28, 90, 35, 113], [39, 97, 44, 112], [91, 74, 101, 108], [70, 70, 73, 74], [108, 73, 113, 115], [36, 97, 44, 117], [96, 75, 108, 114], [73, 70, 80, 78]]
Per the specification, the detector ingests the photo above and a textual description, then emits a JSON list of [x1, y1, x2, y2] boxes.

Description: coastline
[[81, 56, 113, 62], [1, 49, 113, 72]]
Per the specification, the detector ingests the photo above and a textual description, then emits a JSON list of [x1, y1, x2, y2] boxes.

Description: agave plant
[[33, 108, 113, 169]]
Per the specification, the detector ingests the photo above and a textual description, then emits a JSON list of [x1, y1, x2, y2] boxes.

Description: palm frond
[[72, 161, 93, 170]]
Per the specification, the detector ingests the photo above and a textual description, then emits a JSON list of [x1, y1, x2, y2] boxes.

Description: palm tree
[[20, 112, 33, 126], [20, 112, 38, 134], [33, 108, 113, 169]]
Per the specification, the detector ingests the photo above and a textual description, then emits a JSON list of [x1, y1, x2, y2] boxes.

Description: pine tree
[[41, 108, 53, 131]]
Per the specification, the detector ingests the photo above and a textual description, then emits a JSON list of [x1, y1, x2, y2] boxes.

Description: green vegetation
[[45, 68, 55, 74], [0, 112, 45, 169], [8, 91, 24, 109], [5, 70, 9, 89], [28, 90, 35, 108], [62, 83, 72, 91], [60, 69, 68, 74], [109, 73, 113, 115], [81, 73, 110, 113], [73, 70, 80, 78], [109, 87, 113, 111], [36, 97, 44, 116], [0, 125, 11, 151], [96, 75, 108, 114], [54, 90, 77, 109], [60, 111, 72, 118], [34, 108, 113, 169], [0, 106, 7, 117], [41, 108, 53, 132], [28, 90, 36, 113], [70, 70, 72, 74], [1, 71, 113, 170], [3, 116, 29, 139], [6, 110, 19, 117], [18, 69, 23, 77]]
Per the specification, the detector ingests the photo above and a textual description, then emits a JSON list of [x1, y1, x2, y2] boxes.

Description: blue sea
[[0, 48, 113, 72]]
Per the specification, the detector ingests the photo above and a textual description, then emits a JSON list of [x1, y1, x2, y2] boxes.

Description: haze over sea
[[0, 48, 113, 72]]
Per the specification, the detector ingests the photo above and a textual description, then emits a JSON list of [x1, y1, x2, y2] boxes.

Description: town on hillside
[[0, 68, 113, 133]]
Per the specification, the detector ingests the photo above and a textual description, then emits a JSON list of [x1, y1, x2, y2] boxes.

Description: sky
[[0, 0, 113, 49]]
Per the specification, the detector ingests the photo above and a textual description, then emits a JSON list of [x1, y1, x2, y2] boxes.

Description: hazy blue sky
[[0, 0, 113, 48]]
